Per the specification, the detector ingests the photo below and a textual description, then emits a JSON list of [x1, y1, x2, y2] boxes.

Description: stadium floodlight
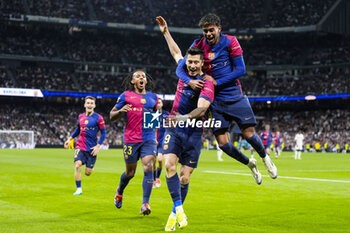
[[0, 130, 35, 149]]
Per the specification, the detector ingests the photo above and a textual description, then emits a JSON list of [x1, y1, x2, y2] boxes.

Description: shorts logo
[[208, 53, 215, 60], [141, 98, 146, 104], [244, 117, 252, 121], [189, 161, 196, 164], [163, 145, 168, 150], [125, 154, 128, 159], [143, 110, 161, 129]]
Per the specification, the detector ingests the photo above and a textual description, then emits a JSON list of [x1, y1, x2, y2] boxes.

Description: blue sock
[[166, 173, 181, 213], [142, 171, 153, 204], [172, 182, 190, 213], [220, 143, 249, 165], [181, 183, 189, 203], [75, 180, 81, 188], [153, 170, 156, 181], [118, 172, 132, 195], [246, 134, 266, 158], [156, 168, 162, 179]]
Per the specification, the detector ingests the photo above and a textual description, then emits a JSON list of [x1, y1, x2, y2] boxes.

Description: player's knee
[[165, 161, 176, 173], [75, 163, 82, 170], [180, 175, 190, 184], [125, 171, 135, 178], [242, 126, 255, 138]]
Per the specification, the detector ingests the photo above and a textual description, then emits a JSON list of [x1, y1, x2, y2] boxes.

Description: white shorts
[[295, 144, 303, 150]]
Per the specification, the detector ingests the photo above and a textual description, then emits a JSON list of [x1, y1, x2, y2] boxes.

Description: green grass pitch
[[1, 149, 349, 232]]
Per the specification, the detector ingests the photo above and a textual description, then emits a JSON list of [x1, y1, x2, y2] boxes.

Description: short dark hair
[[186, 47, 204, 60], [199, 13, 221, 27], [85, 96, 96, 102]]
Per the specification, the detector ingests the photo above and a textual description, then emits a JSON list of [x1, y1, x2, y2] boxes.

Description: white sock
[[217, 150, 223, 160], [175, 205, 184, 213], [295, 152, 297, 159]]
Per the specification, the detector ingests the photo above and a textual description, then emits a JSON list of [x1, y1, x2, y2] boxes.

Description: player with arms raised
[[176, 13, 277, 183], [110, 70, 158, 215], [64, 96, 106, 195], [157, 16, 245, 231]]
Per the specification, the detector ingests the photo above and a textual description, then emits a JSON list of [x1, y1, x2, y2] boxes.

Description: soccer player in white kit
[[294, 130, 304, 160]]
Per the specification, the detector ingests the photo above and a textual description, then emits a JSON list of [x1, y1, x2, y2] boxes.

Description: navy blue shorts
[[162, 128, 202, 168], [264, 144, 271, 149], [210, 95, 256, 133], [74, 149, 97, 168], [123, 140, 157, 163], [157, 143, 164, 154]]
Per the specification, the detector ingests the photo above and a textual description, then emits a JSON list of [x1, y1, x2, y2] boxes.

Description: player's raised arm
[[156, 16, 183, 64]]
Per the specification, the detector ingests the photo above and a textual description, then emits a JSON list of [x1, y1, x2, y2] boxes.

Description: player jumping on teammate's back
[[176, 13, 277, 182], [110, 70, 158, 215], [64, 96, 106, 195]]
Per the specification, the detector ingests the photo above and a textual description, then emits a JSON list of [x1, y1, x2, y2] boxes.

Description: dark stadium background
[[0, 0, 349, 152]]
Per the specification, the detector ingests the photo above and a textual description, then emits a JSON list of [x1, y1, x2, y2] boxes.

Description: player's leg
[[152, 159, 157, 188], [140, 154, 155, 215], [294, 147, 298, 159], [84, 152, 97, 176], [215, 140, 223, 161], [156, 152, 163, 187], [114, 162, 137, 209], [215, 129, 262, 184], [215, 129, 250, 165], [179, 165, 193, 205], [139, 140, 157, 215], [74, 160, 83, 195], [114, 142, 139, 209], [164, 153, 187, 229], [241, 126, 277, 179]]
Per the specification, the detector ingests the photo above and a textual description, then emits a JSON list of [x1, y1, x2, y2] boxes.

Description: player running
[[153, 98, 169, 188], [110, 70, 158, 215], [274, 130, 283, 157], [175, 13, 277, 183], [260, 124, 272, 155], [64, 96, 106, 196]]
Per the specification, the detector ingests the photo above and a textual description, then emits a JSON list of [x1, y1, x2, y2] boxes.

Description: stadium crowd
[[1, 0, 336, 28]]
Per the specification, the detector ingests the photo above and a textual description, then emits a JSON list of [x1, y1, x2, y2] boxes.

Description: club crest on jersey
[[141, 98, 146, 104], [208, 53, 215, 60], [85, 120, 89, 124]]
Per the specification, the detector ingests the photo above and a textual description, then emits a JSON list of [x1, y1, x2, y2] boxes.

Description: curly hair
[[122, 70, 154, 91]]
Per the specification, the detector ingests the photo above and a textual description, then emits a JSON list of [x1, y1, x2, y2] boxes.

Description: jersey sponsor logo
[[208, 53, 215, 60]]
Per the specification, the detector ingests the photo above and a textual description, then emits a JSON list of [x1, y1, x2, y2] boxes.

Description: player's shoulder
[[193, 37, 206, 48], [147, 91, 158, 99], [78, 113, 85, 118], [95, 112, 104, 119]]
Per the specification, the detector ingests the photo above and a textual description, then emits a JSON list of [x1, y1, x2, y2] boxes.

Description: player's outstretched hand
[[188, 79, 204, 91], [156, 16, 168, 34], [120, 104, 132, 113], [202, 75, 217, 86], [64, 140, 70, 149], [90, 144, 100, 156]]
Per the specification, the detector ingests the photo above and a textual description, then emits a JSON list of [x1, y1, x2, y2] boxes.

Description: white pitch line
[[203, 170, 350, 184]]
